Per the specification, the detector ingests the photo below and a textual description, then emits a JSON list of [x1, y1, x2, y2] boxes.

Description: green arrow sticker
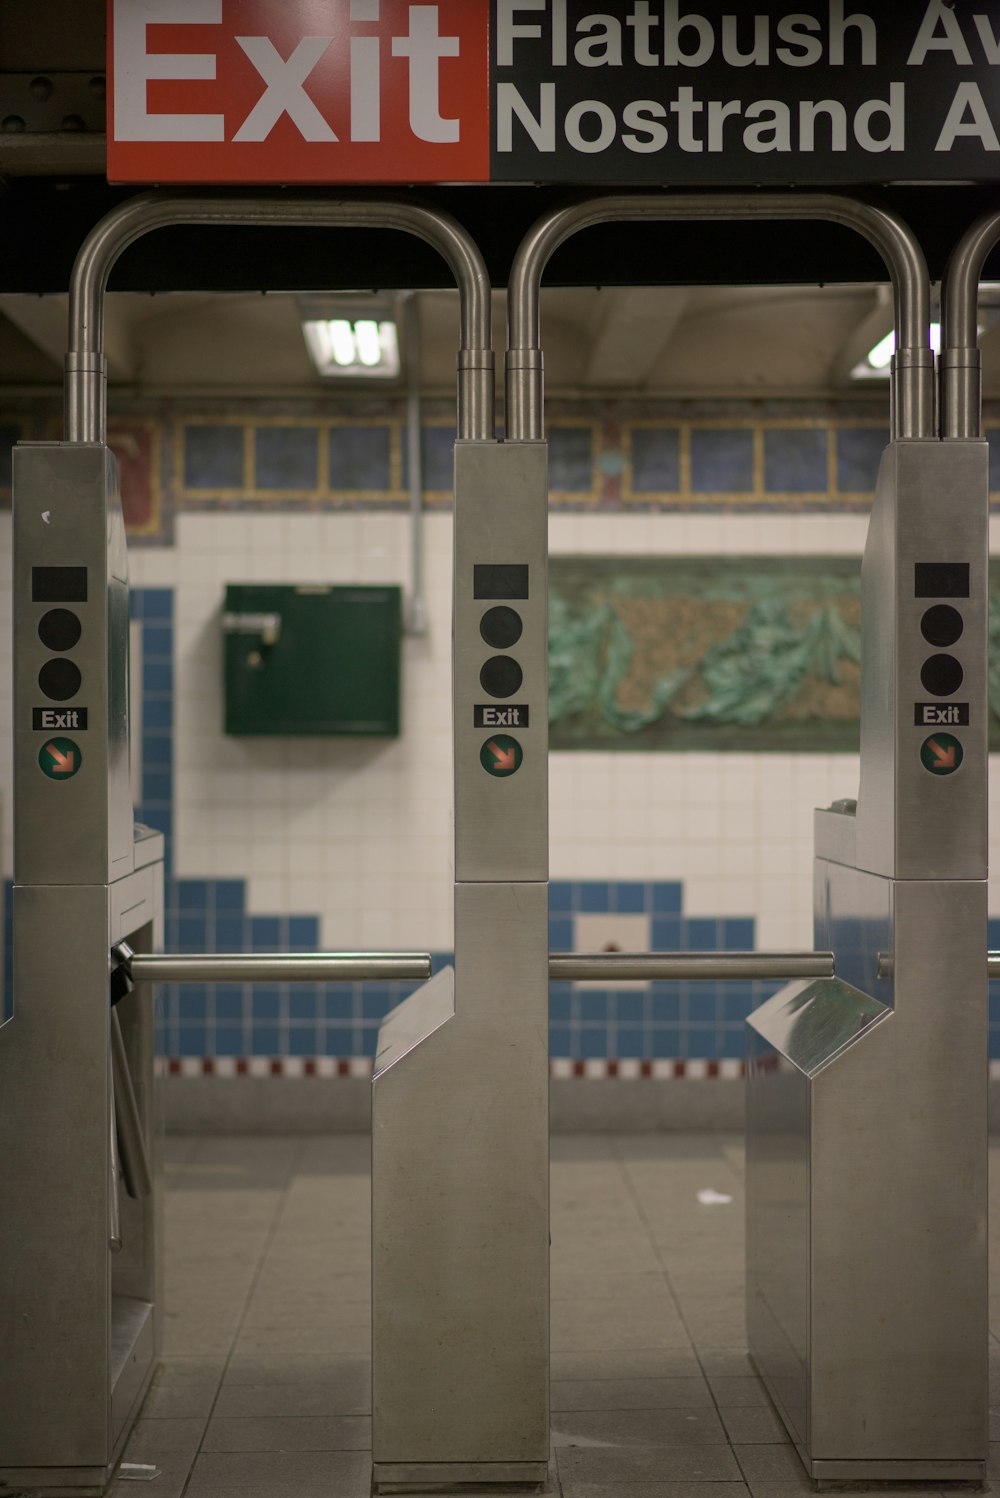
[[920, 733, 963, 775], [39, 737, 82, 780], [480, 735, 523, 777]]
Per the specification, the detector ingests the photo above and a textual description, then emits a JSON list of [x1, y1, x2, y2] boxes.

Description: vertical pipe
[[403, 293, 427, 636], [941, 208, 1000, 439]]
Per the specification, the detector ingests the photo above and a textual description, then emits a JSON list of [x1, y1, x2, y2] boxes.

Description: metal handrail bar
[[66, 190, 494, 443], [940, 208, 1000, 438], [128, 951, 432, 984], [506, 193, 932, 443], [549, 951, 835, 981]]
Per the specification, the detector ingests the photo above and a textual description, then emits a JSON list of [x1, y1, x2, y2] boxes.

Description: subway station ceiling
[[3, 0, 1000, 404]]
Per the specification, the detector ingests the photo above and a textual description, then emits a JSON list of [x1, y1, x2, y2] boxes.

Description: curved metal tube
[[66, 190, 493, 442], [940, 208, 1000, 439], [506, 193, 931, 442]]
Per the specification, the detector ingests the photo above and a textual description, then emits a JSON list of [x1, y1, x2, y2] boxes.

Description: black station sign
[[107, 0, 1000, 186]]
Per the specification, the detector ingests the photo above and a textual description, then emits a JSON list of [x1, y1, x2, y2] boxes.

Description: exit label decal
[[914, 702, 969, 727]]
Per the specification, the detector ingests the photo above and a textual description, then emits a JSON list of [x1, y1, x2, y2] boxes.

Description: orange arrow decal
[[487, 739, 516, 771], [927, 738, 956, 769], [46, 743, 76, 774]]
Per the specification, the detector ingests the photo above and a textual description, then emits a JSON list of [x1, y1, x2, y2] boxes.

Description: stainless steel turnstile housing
[[0, 441, 165, 1494], [746, 223, 990, 1479]]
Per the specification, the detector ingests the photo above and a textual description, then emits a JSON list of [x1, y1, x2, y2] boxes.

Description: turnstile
[[745, 219, 993, 1480], [0, 440, 166, 1494]]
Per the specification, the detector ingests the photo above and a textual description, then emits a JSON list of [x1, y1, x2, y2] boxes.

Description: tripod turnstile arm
[[118, 950, 433, 985], [549, 951, 835, 981], [111, 1008, 153, 1203]]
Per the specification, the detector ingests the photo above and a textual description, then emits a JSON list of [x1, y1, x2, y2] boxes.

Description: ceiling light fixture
[[299, 298, 401, 379]]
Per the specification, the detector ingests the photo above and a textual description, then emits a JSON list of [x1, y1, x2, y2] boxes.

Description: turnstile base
[[811, 1459, 986, 1483], [373, 1459, 550, 1489], [0, 1470, 110, 1497]]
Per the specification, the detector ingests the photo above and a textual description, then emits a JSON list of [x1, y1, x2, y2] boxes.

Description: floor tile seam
[[176, 1136, 312, 1498], [607, 1132, 740, 1446]]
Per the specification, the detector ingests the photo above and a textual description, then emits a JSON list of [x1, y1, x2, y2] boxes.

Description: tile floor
[[110, 1134, 1000, 1498]]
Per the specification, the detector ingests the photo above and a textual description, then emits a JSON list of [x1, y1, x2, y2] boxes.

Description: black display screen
[[474, 564, 529, 599], [914, 562, 969, 598], [32, 566, 88, 603]]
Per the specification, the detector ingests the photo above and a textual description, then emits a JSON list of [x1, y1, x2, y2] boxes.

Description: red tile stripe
[[162, 1057, 750, 1080]]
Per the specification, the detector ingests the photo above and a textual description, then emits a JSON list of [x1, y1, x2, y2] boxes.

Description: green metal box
[[223, 583, 401, 736]]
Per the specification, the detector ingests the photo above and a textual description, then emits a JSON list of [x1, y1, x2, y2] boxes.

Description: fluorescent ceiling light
[[300, 301, 401, 379], [851, 323, 941, 380]]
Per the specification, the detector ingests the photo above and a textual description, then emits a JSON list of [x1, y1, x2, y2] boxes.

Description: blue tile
[[837, 425, 886, 492], [690, 428, 753, 492], [288, 915, 318, 948], [579, 882, 610, 913], [360, 1024, 380, 1056], [649, 984, 681, 1022], [721, 984, 756, 1023], [763, 427, 827, 493], [177, 1025, 206, 1057], [328, 424, 391, 491], [144, 699, 173, 730], [550, 881, 572, 912], [251, 1025, 281, 1056], [550, 1025, 573, 1057], [214, 881, 245, 912], [362, 990, 391, 1021], [143, 736, 171, 767], [579, 1027, 609, 1059], [254, 425, 319, 490], [214, 988, 245, 1023], [579, 990, 608, 1023], [650, 1026, 681, 1058], [614, 1027, 645, 1059], [685, 917, 720, 949], [252, 989, 281, 1021], [403, 426, 456, 491], [142, 771, 171, 804], [652, 917, 681, 951], [990, 1027, 1000, 1059], [141, 589, 173, 620], [178, 987, 207, 1019], [613, 992, 645, 1024], [215, 917, 245, 950], [184, 424, 243, 489], [287, 1028, 318, 1057], [549, 918, 573, 950], [250, 916, 281, 949], [630, 426, 680, 493], [321, 1026, 355, 1055], [176, 879, 209, 912], [0, 422, 21, 488], [685, 1027, 722, 1060], [290, 990, 318, 1021], [549, 989, 572, 1023], [722, 918, 755, 950], [652, 883, 682, 914], [178, 915, 208, 949], [718, 1025, 745, 1059], [143, 661, 173, 694], [320, 990, 355, 1020], [613, 883, 647, 914], [687, 987, 718, 1022], [215, 1025, 245, 1055], [143, 626, 173, 659], [549, 426, 594, 492]]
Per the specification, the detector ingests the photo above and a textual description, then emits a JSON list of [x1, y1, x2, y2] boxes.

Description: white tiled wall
[[3, 505, 999, 952]]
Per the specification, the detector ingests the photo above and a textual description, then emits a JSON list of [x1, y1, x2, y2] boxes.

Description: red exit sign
[[107, 0, 489, 183]]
